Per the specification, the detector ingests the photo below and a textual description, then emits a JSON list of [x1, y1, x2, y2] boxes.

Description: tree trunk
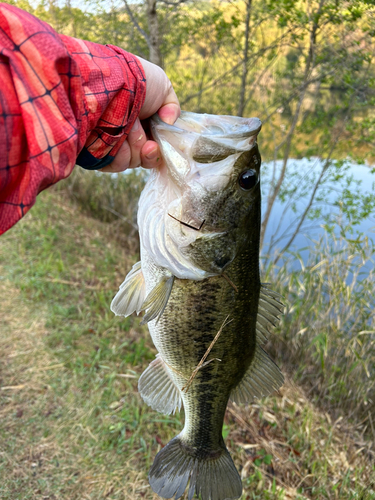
[[146, 0, 162, 67], [237, 0, 252, 117]]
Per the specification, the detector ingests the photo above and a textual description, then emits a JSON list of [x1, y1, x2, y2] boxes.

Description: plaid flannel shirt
[[0, 3, 146, 234]]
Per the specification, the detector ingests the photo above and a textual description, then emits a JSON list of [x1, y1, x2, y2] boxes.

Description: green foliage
[[12, 0, 375, 165]]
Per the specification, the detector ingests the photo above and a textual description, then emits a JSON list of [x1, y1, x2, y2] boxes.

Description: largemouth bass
[[111, 111, 284, 500]]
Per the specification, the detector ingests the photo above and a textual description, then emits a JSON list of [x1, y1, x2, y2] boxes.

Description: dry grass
[[0, 279, 65, 498], [227, 381, 375, 499], [263, 230, 375, 433], [0, 191, 155, 499], [1, 285, 373, 499]]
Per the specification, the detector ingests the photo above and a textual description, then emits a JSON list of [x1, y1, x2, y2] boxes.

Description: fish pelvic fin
[[140, 274, 175, 325], [110, 262, 146, 317], [149, 436, 242, 500], [138, 354, 182, 415], [230, 343, 284, 404]]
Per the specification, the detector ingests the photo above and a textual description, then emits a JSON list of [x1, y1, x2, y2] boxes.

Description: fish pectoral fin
[[256, 284, 285, 344], [110, 261, 146, 317], [149, 436, 242, 500], [140, 274, 175, 324], [230, 344, 284, 405], [138, 354, 182, 415]]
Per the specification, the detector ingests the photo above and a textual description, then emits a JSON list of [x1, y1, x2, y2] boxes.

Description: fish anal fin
[[110, 261, 146, 317], [138, 354, 182, 415], [230, 344, 284, 405], [141, 275, 174, 324], [149, 436, 242, 500]]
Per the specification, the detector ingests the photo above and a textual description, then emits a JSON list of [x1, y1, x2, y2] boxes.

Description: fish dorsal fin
[[138, 354, 182, 415], [111, 262, 146, 317], [230, 344, 284, 404], [141, 275, 175, 324], [256, 284, 285, 345], [230, 284, 285, 404]]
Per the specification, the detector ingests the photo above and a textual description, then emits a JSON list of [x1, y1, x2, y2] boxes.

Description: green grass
[[0, 189, 374, 499]]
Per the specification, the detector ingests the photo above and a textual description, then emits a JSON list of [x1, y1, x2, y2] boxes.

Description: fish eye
[[238, 169, 258, 191]]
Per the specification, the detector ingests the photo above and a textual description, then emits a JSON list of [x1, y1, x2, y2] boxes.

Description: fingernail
[[132, 118, 141, 131], [145, 148, 158, 160]]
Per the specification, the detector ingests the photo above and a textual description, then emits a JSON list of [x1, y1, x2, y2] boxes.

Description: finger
[[100, 139, 131, 173], [140, 140, 163, 169], [158, 100, 180, 126], [137, 57, 181, 122], [100, 119, 147, 172], [127, 118, 147, 169]]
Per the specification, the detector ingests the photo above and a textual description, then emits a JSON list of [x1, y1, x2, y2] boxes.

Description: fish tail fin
[[149, 436, 242, 500]]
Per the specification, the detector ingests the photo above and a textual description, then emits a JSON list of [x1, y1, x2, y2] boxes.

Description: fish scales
[[156, 277, 258, 444], [111, 111, 284, 500]]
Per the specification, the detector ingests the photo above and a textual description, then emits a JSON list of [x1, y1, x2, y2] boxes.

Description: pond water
[[260, 159, 375, 278], [261, 159, 375, 250]]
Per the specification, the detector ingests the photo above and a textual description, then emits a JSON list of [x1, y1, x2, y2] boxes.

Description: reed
[[264, 227, 375, 429]]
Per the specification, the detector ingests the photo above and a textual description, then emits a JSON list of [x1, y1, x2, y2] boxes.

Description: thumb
[[157, 96, 180, 125], [136, 56, 180, 124]]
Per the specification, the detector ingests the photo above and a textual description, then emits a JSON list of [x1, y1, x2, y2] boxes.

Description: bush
[[58, 167, 147, 252]]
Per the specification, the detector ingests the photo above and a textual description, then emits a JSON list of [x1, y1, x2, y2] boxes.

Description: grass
[[56, 167, 146, 252], [0, 188, 374, 499]]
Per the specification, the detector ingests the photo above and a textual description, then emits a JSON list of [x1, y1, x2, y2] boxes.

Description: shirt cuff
[[76, 147, 115, 170]]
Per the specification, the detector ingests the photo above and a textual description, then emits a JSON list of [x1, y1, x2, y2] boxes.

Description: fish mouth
[[168, 213, 205, 231], [150, 112, 262, 139], [150, 112, 262, 193]]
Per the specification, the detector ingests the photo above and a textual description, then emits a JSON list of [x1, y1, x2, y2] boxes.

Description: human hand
[[100, 57, 180, 173]]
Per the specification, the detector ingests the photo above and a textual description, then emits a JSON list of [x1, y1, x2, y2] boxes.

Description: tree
[[257, 0, 375, 260], [17, 0, 375, 262]]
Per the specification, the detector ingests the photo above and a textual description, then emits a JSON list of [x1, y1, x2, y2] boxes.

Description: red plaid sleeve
[[0, 4, 146, 235]]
